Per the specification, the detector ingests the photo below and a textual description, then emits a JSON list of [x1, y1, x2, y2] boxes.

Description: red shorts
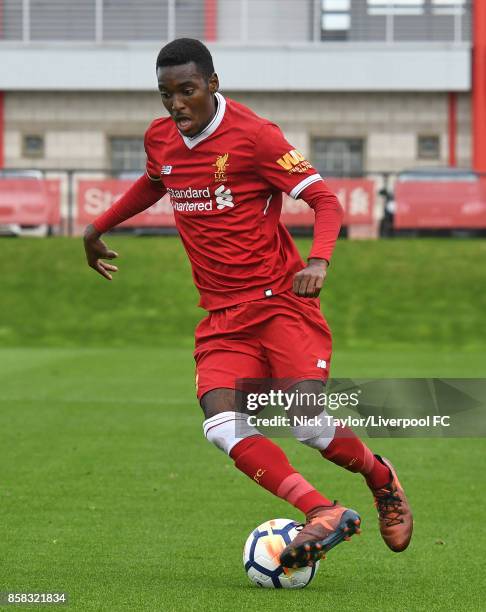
[[193, 290, 332, 400]]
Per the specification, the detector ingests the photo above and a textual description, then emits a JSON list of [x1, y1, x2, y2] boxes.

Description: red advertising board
[[77, 178, 375, 228], [45, 180, 61, 225], [394, 178, 486, 229], [282, 179, 374, 225], [77, 180, 175, 227], [0, 178, 61, 226]]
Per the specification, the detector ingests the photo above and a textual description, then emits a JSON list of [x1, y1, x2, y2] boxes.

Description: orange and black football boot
[[279, 503, 361, 568], [370, 455, 413, 552]]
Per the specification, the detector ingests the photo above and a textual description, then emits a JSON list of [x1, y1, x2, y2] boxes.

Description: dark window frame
[[417, 134, 441, 160], [311, 136, 365, 177], [22, 134, 45, 159], [109, 136, 146, 173]]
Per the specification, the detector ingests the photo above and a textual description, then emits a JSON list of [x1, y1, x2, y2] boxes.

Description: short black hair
[[156, 38, 214, 79]]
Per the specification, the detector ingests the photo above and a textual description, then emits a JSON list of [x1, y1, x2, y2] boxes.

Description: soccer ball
[[243, 518, 320, 589]]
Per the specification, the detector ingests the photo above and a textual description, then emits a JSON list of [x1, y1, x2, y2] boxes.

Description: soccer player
[[83, 38, 413, 568]]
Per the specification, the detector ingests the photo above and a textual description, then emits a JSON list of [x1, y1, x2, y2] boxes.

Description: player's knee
[[203, 411, 260, 455], [200, 388, 238, 419], [291, 409, 336, 450]]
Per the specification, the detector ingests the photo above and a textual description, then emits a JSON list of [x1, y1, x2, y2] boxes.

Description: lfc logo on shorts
[[214, 153, 229, 183], [253, 468, 266, 483]]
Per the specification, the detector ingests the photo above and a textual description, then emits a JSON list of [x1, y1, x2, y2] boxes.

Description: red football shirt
[[144, 93, 331, 311]]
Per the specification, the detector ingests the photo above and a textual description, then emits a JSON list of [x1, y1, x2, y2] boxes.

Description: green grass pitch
[[0, 237, 485, 611]]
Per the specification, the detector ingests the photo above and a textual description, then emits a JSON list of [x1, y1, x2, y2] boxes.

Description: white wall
[[0, 42, 470, 91]]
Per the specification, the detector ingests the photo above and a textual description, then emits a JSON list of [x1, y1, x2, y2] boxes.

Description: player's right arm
[[83, 173, 165, 280], [83, 224, 119, 281], [83, 126, 167, 280]]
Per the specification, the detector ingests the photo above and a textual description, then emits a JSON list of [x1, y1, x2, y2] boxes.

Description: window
[[110, 137, 145, 172], [431, 0, 466, 16], [417, 135, 440, 160], [323, 0, 350, 9], [367, 0, 424, 16], [23, 135, 44, 158], [312, 138, 364, 177], [321, 0, 350, 41]]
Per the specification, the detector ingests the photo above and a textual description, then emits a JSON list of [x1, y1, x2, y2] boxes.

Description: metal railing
[[0, 168, 388, 238], [0, 0, 472, 45], [3, 168, 486, 240]]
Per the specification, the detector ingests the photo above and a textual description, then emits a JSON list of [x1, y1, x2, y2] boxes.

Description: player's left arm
[[292, 179, 343, 297], [254, 123, 343, 297]]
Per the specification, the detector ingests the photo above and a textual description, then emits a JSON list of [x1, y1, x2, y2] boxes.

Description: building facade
[[0, 0, 480, 175]]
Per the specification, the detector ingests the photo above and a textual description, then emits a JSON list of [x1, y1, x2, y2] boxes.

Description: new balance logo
[[215, 184, 234, 210], [161, 165, 173, 175], [316, 359, 327, 369]]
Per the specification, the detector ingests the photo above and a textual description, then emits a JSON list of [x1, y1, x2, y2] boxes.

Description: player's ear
[[208, 73, 219, 94]]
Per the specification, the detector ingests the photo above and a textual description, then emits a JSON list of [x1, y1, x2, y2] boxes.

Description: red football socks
[[321, 425, 391, 489], [230, 436, 332, 514]]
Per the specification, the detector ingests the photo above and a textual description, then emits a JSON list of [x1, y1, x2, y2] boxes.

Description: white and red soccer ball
[[243, 518, 320, 589]]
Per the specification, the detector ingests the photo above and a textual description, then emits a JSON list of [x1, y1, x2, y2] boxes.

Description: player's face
[[157, 62, 219, 137]]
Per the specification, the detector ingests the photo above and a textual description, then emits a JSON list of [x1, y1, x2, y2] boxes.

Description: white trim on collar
[[180, 92, 226, 150]]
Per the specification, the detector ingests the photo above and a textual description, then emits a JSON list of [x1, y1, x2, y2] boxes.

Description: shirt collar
[[180, 92, 226, 150]]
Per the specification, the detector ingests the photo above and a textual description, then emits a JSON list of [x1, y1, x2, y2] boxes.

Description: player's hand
[[83, 224, 119, 281], [292, 258, 328, 298]]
